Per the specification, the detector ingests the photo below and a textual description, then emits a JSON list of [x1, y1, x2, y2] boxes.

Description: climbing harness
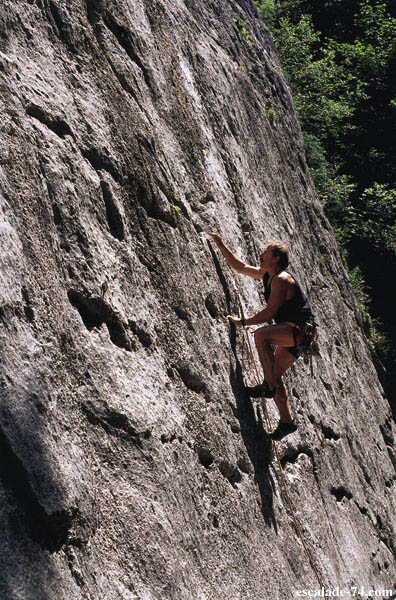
[[294, 317, 320, 376], [206, 237, 325, 588]]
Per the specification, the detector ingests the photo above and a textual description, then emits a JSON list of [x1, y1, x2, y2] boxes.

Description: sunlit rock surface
[[0, 0, 395, 598]]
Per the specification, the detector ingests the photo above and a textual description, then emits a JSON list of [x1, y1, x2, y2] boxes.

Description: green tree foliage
[[272, 14, 365, 141], [254, 0, 276, 27], [354, 184, 396, 255]]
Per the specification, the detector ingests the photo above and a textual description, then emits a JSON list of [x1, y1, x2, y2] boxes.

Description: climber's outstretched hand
[[227, 315, 244, 327]]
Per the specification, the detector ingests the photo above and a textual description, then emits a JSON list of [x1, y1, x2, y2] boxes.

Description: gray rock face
[[0, 0, 395, 598]]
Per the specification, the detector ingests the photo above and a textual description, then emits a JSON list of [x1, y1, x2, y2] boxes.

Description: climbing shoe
[[269, 419, 297, 441], [244, 381, 275, 398]]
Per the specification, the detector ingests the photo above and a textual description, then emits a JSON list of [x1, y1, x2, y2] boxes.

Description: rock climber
[[208, 232, 315, 440]]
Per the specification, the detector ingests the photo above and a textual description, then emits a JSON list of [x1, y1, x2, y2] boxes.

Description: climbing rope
[[207, 238, 325, 588]]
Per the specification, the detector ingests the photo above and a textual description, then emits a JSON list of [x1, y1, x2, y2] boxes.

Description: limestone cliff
[[0, 0, 395, 598]]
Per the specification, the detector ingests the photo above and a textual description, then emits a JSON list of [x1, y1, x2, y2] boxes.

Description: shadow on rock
[[0, 418, 76, 552], [0, 380, 91, 599], [229, 332, 277, 531]]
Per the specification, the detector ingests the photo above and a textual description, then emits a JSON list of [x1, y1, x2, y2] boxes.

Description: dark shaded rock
[[67, 290, 132, 351], [100, 179, 125, 241]]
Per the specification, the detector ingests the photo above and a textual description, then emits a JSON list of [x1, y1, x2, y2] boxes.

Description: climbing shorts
[[282, 322, 301, 358]]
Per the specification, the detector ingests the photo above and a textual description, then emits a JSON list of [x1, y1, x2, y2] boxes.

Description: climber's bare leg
[[253, 323, 295, 390], [273, 346, 296, 422]]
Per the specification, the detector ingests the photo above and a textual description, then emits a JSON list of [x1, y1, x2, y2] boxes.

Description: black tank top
[[263, 272, 312, 326]]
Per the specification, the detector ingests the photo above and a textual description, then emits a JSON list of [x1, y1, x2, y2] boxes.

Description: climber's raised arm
[[207, 232, 262, 279]]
